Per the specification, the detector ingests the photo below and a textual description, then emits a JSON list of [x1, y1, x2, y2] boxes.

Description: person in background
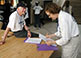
[[1, 1, 12, 30], [33, 1, 43, 29], [0, 3, 39, 45], [45, 2, 80, 58], [63, 0, 73, 15]]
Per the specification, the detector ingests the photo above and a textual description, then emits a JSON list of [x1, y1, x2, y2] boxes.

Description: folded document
[[39, 34, 57, 46]]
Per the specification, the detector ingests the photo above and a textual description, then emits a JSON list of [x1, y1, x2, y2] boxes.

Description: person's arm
[[0, 27, 10, 45], [46, 33, 56, 38], [46, 40, 57, 46], [24, 25, 31, 37]]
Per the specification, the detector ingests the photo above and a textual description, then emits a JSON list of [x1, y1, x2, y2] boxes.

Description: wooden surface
[[0, 30, 54, 58]]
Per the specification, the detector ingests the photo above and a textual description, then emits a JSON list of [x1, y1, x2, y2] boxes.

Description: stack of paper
[[24, 38, 42, 44]]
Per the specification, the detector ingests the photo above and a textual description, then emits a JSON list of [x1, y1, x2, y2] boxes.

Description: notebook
[[37, 44, 58, 51]]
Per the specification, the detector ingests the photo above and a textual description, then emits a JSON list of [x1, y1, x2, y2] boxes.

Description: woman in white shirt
[[45, 2, 80, 58]]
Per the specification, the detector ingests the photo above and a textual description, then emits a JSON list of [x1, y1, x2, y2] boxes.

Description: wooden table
[[0, 30, 54, 58]]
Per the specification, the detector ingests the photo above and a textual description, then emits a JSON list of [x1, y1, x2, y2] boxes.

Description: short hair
[[65, 0, 70, 7], [17, 2, 26, 8], [45, 2, 61, 14]]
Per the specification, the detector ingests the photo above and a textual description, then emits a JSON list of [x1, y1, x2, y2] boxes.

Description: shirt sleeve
[[39, 6, 43, 10], [55, 16, 71, 46], [7, 14, 16, 30]]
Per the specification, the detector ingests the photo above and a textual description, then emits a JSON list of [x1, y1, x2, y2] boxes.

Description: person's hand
[[46, 40, 56, 46], [0, 41, 5, 45], [0, 36, 5, 45], [27, 31, 31, 37]]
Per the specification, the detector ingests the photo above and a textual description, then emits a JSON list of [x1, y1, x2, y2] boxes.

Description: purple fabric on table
[[37, 44, 58, 51]]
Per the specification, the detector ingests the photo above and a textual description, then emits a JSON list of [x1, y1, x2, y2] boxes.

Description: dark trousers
[[34, 14, 41, 28], [13, 29, 39, 38]]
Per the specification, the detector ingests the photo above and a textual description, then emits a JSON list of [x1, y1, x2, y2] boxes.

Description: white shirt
[[55, 10, 79, 46], [7, 11, 26, 32], [33, 5, 43, 14]]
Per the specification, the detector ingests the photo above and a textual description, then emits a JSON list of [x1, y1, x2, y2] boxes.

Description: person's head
[[35, 1, 39, 6], [17, 3, 26, 16], [45, 2, 61, 20], [65, 0, 70, 7]]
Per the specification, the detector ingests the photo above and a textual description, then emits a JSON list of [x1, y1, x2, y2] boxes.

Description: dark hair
[[65, 0, 70, 7], [17, 2, 26, 8], [35, 3, 38, 6], [45, 2, 61, 14]]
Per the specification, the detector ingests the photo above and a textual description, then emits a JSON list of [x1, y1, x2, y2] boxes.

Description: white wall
[[53, 0, 66, 7], [31, 0, 43, 6]]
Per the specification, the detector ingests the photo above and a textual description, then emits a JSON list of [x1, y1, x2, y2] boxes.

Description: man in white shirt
[[0, 3, 39, 45], [45, 2, 80, 58], [33, 1, 43, 28]]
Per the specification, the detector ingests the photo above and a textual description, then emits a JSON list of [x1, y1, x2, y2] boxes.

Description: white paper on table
[[25, 38, 42, 44], [39, 34, 57, 46]]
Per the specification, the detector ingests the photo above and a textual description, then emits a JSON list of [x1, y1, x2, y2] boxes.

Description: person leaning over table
[[0, 3, 39, 45], [45, 2, 80, 58]]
